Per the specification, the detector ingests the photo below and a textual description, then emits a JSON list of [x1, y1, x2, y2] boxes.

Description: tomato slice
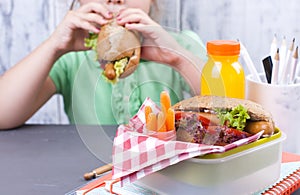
[[175, 111, 213, 127], [224, 127, 251, 137]]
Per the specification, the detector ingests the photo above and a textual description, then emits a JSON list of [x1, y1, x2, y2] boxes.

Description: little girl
[[0, 0, 206, 129]]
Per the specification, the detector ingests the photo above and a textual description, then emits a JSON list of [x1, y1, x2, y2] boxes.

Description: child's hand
[[116, 8, 183, 66], [49, 2, 112, 53]]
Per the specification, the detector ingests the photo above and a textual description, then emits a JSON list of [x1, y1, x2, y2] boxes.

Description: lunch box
[[136, 129, 286, 195]]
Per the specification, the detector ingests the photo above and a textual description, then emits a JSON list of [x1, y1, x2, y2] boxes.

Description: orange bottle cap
[[207, 40, 240, 56]]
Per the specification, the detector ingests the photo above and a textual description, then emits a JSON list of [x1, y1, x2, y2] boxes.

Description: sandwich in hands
[[173, 95, 275, 146], [85, 19, 141, 83]]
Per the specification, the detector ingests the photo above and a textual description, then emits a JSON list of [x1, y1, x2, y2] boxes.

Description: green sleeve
[[49, 53, 73, 94], [170, 30, 207, 93], [49, 52, 83, 119], [171, 30, 207, 61]]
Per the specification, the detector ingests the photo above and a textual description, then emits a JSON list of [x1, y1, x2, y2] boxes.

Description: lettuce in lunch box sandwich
[[85, 19, 141, 83], [173, 95, 275, 146]]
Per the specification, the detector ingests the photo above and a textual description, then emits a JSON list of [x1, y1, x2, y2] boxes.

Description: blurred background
[[1, 0, 300, 124]]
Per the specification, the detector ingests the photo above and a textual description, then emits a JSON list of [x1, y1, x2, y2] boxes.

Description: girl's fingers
[[124, 23, 158, 41], [78, 2, 112, 19], [68, 11, 109, 33], [78, 12, 109, 28], [117, 7, 144, 17], [74, 18, 100, 33], [125, 23, 163, 41], [67, 13, 97, 33], [117, 8, 156, 26]]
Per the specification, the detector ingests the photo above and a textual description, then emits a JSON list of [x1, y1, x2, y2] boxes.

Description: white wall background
[[1, 0, 300, 124]]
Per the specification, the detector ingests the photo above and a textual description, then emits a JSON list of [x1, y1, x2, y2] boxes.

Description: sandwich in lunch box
[[173, 95, 275, 146]]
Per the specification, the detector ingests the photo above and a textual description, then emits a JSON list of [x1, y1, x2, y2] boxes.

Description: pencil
[[240, 41, 262, 82], [289, 46, 298, 84], [278, 36, 287, 82], [270, 34, 277, 63], [271, 48, 280, 84], [281, 38, 295, 84]]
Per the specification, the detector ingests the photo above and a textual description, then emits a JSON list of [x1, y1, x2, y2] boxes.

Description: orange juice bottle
[[201, 40, 245, 99]]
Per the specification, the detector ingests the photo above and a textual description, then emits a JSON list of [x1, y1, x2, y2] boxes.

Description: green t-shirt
[[49, 30, 206, 125]]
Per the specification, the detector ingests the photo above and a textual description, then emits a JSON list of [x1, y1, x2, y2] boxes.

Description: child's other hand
[[116, 8, 183, 66], [49, 2, 112, 53]]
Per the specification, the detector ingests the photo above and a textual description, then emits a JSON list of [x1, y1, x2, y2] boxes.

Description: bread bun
[[173, 95, 275, 139], [97, 20, 140, 62], [172, 95, 274, 124]]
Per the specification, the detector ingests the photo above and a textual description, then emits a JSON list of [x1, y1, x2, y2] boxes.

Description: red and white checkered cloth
[[112, 98, 264, 186]]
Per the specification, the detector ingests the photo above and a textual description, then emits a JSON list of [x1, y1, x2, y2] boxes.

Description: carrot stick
[[146, 113, 157, 131], [166, 108, 175, 131], [144, 105, 152, 124], [160, 91, 171, 114], [157, 111, 167, 132]]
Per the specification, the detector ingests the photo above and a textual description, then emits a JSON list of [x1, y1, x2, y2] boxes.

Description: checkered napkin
[[112, 98, 264, 186]]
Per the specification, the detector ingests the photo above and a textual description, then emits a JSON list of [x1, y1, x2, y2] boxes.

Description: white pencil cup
[[246, 74, 300, 154]]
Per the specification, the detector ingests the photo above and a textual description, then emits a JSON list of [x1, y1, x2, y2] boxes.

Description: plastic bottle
[[201, 40, 245, 99]]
